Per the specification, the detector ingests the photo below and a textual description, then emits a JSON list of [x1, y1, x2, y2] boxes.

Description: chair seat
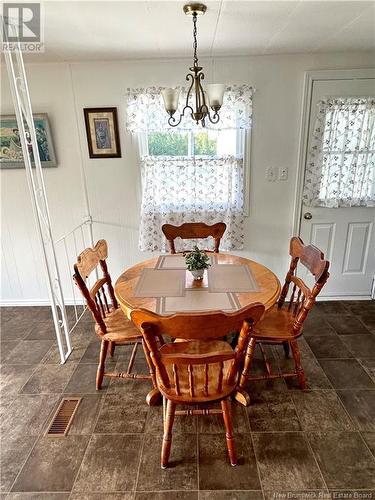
[[253, 305, 299, 341], [95, 308, 141, 342], [158, 340, 236, 403]]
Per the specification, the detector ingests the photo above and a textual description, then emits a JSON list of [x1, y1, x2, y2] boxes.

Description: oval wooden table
[[115, 253, 281, 405]]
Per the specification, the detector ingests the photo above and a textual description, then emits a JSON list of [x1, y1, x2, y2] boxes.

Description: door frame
[[291, 68, 375, 300]]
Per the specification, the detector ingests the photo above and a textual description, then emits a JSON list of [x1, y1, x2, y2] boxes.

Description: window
[[148, 131, 188, 156], [142, 128, 244, 208], [194, 131, 217, 156], [125, 85, 254, 251], [304, 97, 375, 208], [146, 129, 239, 157]]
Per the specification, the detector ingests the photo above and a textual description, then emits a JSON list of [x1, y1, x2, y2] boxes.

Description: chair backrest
[[131, 303, 264, 398], [73, 239, 117, 334], [162, 222, 227, 253], [278, 236, 330, 335]]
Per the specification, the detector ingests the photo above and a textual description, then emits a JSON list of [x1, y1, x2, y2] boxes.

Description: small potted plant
[[185, 245, 211, 280]]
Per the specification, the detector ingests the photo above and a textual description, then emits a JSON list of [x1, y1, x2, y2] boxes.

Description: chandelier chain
[[192, 12, 198, 67]]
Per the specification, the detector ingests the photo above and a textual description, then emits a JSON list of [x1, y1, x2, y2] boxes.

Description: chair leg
[[290, 339, 306, 389], [161, 399, 176, 469], [282, 341, 290, 358], [221, 398, 237, 466], [109, 341, 115, 357], [96, 339, 109, 390], [259, 343, 272, 375], [239, 337, 256, 389], [162, 395, 167, 422]]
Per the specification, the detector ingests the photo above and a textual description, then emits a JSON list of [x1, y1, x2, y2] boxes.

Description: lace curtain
[[138, 155, 245, 251], [303, 97, 375, 208], [126, 84, 254, 132]]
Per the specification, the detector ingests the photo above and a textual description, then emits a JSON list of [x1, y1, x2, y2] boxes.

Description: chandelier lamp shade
[[161, 3, 225, 127]]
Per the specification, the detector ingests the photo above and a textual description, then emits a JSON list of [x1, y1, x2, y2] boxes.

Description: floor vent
[[46, 397, 81, 436]]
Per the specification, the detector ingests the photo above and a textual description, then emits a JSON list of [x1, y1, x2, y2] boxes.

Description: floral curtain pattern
[[126, 85, 254, 132], [138, 155, 245, 251], [303, 97, 375, 208]]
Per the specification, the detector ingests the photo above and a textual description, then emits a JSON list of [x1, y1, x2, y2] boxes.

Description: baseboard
[[317, 295, 373, 301], [0, 299, 85, 307]]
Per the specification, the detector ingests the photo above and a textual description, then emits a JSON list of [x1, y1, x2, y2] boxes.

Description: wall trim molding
[[316, 296, 373, 301], [17, 52, 375, 68], [0, 299, 84, 307]]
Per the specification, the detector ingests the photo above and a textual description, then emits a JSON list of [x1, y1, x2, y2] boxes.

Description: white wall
[[1, 51, 374, 304], [1, 63, 86, 304]]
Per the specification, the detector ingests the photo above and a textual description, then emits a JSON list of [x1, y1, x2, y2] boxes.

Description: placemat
[[207, 264, 259, 293], [156, 288, 241, 314], [134, 268, 186, 298], [156, 253, 217, 270]]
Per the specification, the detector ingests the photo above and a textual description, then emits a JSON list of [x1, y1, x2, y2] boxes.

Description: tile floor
[[0, 301, 375, 499]]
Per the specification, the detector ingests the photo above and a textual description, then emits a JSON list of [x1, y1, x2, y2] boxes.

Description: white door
[[300, 76, 375, 298]]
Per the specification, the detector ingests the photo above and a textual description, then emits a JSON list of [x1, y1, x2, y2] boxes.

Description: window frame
[[138, 128, 252, 216]]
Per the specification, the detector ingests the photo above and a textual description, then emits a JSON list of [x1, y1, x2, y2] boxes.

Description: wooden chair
[[73, 240, 154, 391], [239, 237, 330, 392], [131, 303, 264, 469], [162, 222, 226, 253]]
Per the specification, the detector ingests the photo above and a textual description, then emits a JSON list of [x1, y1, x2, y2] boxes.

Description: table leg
[[141, 339, 162, 406]]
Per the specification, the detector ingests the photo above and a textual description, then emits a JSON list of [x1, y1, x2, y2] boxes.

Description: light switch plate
[[266, 166, 278, 182], [279, 166, 288, 181]]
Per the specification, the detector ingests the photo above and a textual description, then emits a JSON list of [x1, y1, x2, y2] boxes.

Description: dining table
[[114, 252, 281, 405]]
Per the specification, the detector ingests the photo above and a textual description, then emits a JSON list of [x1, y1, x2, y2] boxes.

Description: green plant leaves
[[185, 245, 211, 271]]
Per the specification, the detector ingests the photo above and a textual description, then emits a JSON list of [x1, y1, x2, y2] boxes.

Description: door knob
[[304, 212, 312, 220]]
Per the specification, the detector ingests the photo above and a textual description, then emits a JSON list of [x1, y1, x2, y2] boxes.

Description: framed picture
[[0, 113, 57, 169], [83, 107, 121, 159]]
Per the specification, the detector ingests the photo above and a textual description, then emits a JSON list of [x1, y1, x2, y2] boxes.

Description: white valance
[[138, 155, 245, 251], [303, 97, 375, 208], [126, 85, 254, 133]]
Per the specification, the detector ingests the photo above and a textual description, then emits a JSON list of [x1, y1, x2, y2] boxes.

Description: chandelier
[[161, 3, 225, 128]]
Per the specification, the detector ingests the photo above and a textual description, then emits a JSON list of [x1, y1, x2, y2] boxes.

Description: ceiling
[[13, 0, 375, 62]]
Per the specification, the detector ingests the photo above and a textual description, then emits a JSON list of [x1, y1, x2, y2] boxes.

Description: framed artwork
[[0, 113, 57, 169], [83, 107, 121, 158]]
